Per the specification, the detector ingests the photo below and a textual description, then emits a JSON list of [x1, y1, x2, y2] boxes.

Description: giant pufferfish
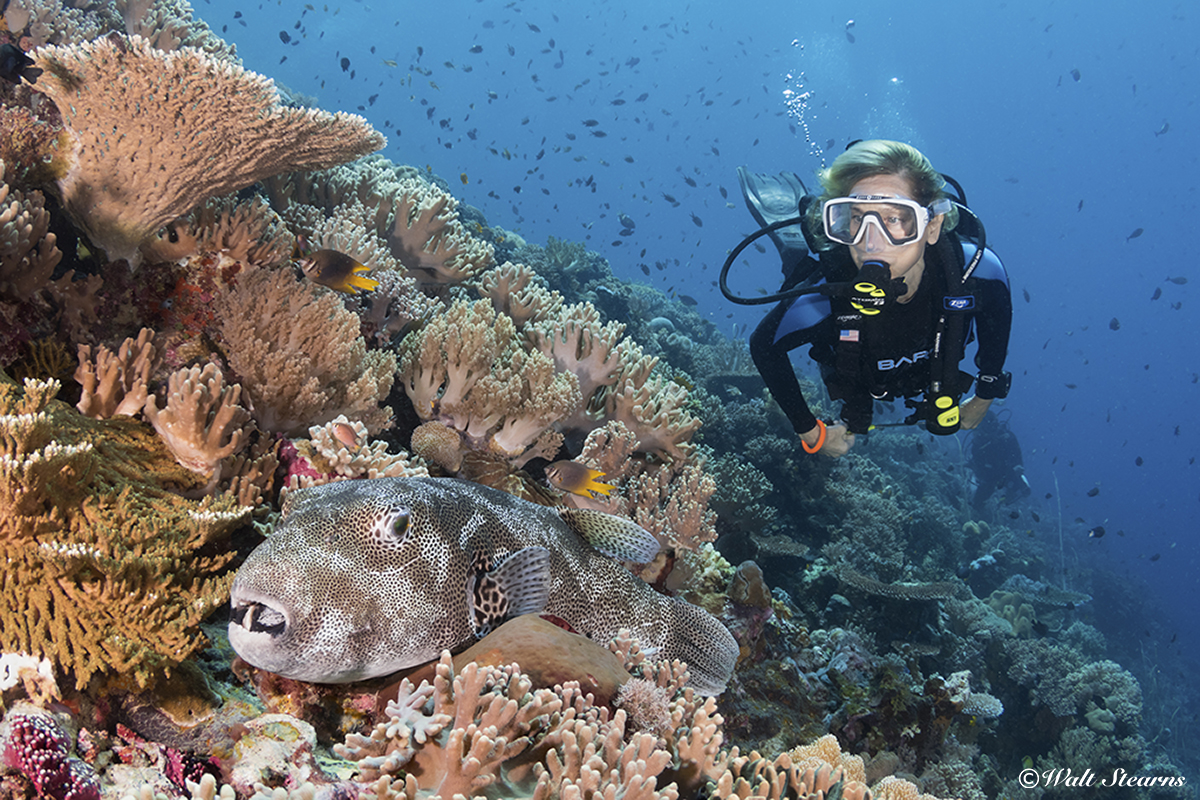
[[228, 477, 739, 694]]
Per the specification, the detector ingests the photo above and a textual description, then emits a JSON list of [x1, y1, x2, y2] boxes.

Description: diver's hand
[[821, 424, 856, 457], [800, 422, 855, 458], [959, 396, 992, 430]]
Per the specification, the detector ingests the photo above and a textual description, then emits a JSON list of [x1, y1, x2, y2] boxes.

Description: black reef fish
[[0, 43, 42, 84]]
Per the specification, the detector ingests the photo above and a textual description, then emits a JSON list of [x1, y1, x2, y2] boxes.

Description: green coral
[[0, 371, 250, 691]]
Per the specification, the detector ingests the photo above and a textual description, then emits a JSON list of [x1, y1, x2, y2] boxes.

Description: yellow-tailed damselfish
[[297, 249, 380, 295], [545, 460, 615, 498]]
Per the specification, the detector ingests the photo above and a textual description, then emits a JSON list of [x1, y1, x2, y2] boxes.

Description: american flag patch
[[840, 329, 859, 342]]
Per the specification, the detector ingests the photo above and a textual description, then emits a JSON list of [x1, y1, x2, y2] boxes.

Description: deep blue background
[[201, 0, 1198, 669]]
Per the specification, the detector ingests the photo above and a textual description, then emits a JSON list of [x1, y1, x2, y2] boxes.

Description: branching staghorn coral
[[323, 642, 936, 800], [217, 267, 395, 437], [0, 371, 250, 690], [561, 420, 718, 552], [32, 35, 385, 263], [264, 155, 423, 236]]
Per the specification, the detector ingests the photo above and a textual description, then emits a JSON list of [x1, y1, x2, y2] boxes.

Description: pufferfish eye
[[368, 506, 412, 551], [389, 509, 410, 542]]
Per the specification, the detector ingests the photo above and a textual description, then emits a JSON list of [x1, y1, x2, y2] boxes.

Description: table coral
[[0, 371, 250, 690], [31, 35, 385, 263]]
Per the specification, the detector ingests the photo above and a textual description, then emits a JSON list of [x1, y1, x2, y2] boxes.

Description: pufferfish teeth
[[231, 602, 286, 636]]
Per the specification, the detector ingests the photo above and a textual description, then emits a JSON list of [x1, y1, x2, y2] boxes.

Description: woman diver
[[734, 140, 1013, 458]]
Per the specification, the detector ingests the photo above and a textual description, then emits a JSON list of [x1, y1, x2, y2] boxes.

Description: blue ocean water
[[206, 0, 1197, 740]]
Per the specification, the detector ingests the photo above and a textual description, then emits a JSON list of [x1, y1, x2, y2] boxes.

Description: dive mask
[[822, 194, 952, 247]]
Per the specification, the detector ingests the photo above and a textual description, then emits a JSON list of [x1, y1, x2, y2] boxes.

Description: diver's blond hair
[[807, 139, 959, 249]]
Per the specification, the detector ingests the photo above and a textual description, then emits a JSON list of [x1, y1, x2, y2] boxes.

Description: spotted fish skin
[[228, 477, 738, 694]]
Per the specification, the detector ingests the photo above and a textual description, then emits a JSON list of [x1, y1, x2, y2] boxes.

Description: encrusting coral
[[0, 370, 250, 690], [31, 35, 386, 263]]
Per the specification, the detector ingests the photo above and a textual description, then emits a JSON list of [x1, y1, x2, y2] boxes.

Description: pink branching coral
[[0, 703, 100, 800], [32, 35, 385, 262]]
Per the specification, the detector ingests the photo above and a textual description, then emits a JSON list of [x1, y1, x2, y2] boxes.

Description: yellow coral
[[0, 371, 250, 690]]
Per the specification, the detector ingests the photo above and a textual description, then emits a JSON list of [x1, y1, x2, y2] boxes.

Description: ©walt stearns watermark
[[1019, 767, 1186, 789]]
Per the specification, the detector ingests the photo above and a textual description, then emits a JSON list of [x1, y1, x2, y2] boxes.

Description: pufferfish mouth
[[230, 601, 287, 636]]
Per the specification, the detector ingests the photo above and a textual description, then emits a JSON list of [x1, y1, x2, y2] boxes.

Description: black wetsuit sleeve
[[972, 274, 1012, 381], [749, 301, 827, 435]]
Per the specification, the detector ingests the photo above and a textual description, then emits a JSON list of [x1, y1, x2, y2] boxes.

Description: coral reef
[[32, 35, 385, 262], [0, 372, 249, 690], [0, 7, 1187, 799], [217, 268, 395, 437]]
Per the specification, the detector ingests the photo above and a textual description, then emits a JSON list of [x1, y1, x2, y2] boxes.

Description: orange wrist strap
[[801, 420, 827, 454]]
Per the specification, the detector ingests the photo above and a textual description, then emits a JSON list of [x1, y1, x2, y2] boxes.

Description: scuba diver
[[723, 140, 1012, 457], [967, 409, 1030, 511]]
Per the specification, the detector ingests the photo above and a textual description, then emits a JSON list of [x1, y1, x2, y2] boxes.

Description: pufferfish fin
[[468, 546, 551, 638], [557, 509, 660, 563]]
